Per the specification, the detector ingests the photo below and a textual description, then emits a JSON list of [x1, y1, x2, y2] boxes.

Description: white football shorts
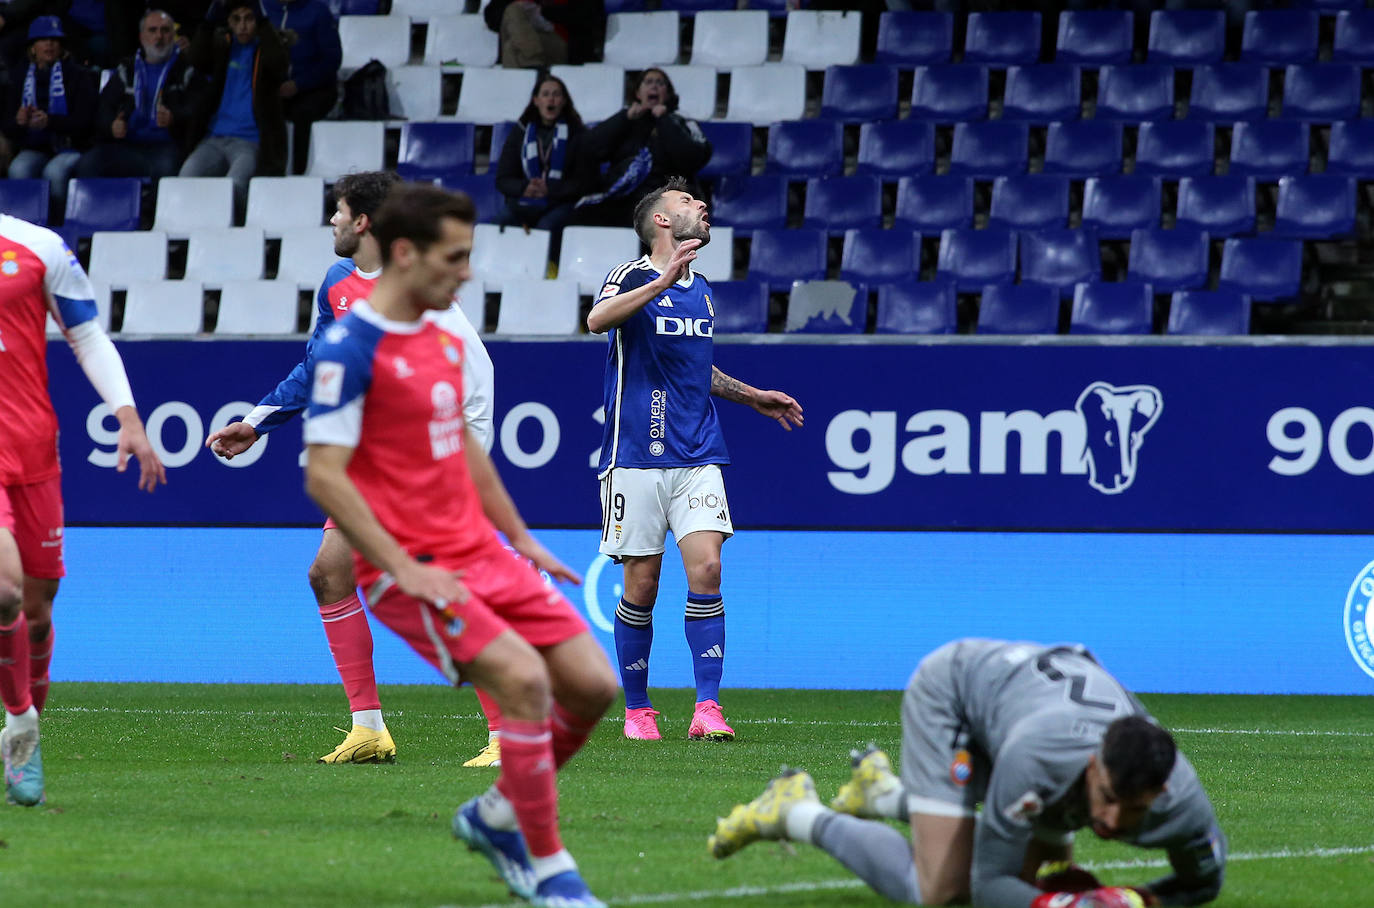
[[599, 465, 734, 558]]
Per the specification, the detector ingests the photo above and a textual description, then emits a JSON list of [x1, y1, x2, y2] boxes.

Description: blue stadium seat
[[1095, 64, 1174, 122], [747, 0, 791, 14], [0, 179, 50, 226], [988, 175, 1069, 231], [397, 122, 475, 183], [1218, 237, 1303, 301], [1188, 64, 1268, 122], [709, 279, 769, 333], [709, 175, 787, 233], [604, 0, 648, 12], [1326, 119, 1374, 177], [1070, 281, 1154, 335], [1019, 228, 1101, 299], [875, 11, 953, 66], [949, 121, 1028, 178], [895, 176, 974, 232], [964, 11, 1041, 65], [61, 178, 142, 244], [765, 119, 844, 179], [1127, 227, 1209, 292], [820, 65, 897, 122], [1056, 10, 1133, 65], [1273, 174, 1356, 239], [1148, 9, 1225, 65], [660, 0, 734, 11], [1167, 290, 1252, 336], [330, 0, 379, 14], [856, 120, 934, 179], [698, 121, 754, 178], [1175, 176, 1256, 237], [937, 228, 1017, 292], [803, 176, 882, 233], [785, 280, 867, 334], [489, 120, 516, 165], [910, 64, 988, 122], [1134, 120, 1215, 177], [1241, 10, 1319, 65], [1001, 65, 1081, 123], [977, 282, 1060, 334], [875, 281, 957, 335], [748, 227, 827, 291], [1043, 121, 1123, 176], [1280, 64, 1360, 122], [1081, 175, 1161, 240], [1333, 10, 1374, 64], [437, 174, 502, 223], [839, 228, 920, 287], [1228, 120, 1309, 179]]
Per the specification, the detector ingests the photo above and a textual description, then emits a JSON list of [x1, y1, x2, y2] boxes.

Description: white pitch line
[[1172, 726, 1374, 738], [445, 843, 1374, 908]]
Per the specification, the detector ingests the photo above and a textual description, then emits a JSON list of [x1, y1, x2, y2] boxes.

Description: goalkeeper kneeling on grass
[[707, 638, 1227, 907]]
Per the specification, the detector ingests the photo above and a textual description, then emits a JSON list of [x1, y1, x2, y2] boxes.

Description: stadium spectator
[[257, 0, 340, 176], [710, 638, 1228, 908], [75, 9, 208, 181], [0, 0, 142, 69], [485, 0, 604, 69], [178, 0, 288, 221], [575, 68, 712, 228], [304, 182, 616, 908], [0, 212, 166, 808], [495, 73, 588, 261], [586, 178, 803, 742], [206, 171, 506, 769], [2, 16, 99, 217]]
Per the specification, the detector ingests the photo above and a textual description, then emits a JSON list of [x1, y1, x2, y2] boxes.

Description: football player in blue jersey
[[587, 177, 803, 742]]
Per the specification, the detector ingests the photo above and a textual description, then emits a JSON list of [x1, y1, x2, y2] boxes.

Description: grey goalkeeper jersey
[[949, 640, 1226, 908]]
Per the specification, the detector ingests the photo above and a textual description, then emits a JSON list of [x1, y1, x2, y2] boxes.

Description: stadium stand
[[690, 11, 769, 68], [1056, 10, 1132, 65], [856, 120, 934, 178], [1240, 9, 1319, 64], [1019, 229, 1102, 300], [1218, 238, 1305, 302], [1127, 228, 1210, 293], [963, 11, 1041, 65], [88, 230, 168, 289], [820, 65, 899, 123], [1095, 64, 1175, 122], [765, 120, 844, 179], [748, 228, 827, 291], [802, 176, 883, 233], [938, 228, 1017, 292], [121, 280, 204, 335], [1043, 121, 1123, 176], [1175, 176, 1256, 238], [875, 282, 957, 335], [875, 11, 953, 66], [1187, 64, 1269, 122], [424, 15, 499, 67], [709, 280, 769, 334], [0, 180, 50, 226], [709, 175, 788, 234], [397, 122, 476, 183], [780, 10, 863, 69], [697, 122, 752, 178], [910, 64, 988, 122], [1081, 176, 1161, 240], [977, 282, 1059, 335], [785, 280, 867, 334], [495, 279, 581, 335], [60, 178, 142, 245], [152, 178, 234, 239], [725, 64, 807, 124], [1148, 9, 1226, 64], [215, 280, 302, 336], [988, 175, 1069, 232], [839, 228, 920, 288], [1134, 120, 1215, 177], [894, 176, 974, 233], [1167, 290, 1252, 336], [245, 177, 326, 238], [602, 12, 680, 68], [1001, 65, 1081, 123], [1070, 282, 1154, 335]]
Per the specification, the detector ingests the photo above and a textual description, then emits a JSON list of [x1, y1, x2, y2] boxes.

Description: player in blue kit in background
[[586, 177, 804, 742]]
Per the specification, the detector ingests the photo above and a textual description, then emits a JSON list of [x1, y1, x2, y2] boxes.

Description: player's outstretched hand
[[116, 415, 167, 492], [663, 238, 701, 285], [509, 533, 583, 586], [206, 421, 260, 460], [395, 560, 470, 611], [1035, 861, 1103, 893], [751, 389, 804, 431], [1031, 887, 1147, 908]]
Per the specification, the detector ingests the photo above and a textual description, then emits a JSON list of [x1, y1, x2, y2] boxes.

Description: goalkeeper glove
[[1030, 887, 1147, 908]]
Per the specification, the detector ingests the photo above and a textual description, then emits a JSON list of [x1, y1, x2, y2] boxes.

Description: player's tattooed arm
[[712, 366, 805, 431], [710, 366, 751, 402]]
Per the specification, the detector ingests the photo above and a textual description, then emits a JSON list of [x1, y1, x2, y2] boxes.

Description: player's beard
[[672, 215, 710, 246], [334, 229, 360, 259]]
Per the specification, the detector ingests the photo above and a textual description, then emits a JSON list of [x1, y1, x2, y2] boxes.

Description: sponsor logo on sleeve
[[949, 749, 973, 787], [313, 361, 344, 407], [598, 282, 620, 303], [1003, 790, 1044, 825]]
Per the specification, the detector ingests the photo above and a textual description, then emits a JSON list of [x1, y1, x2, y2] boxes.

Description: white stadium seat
[[604, 12, 680, 69], [470, 223, 550, 291], [215, 280, 301, 335], [153, 177, 233, 238], [726, 64, 807, 124], [660, 64, 719, 122], [184, 227, 266, 288], [691, 11, 769, 68], [550, 63, 626, 124], [495, 278, 581, 335], [306, 121, 386, 183], [87, 230, 167, 289], [245, 177, 326, 238], [558, 226, 641, 295], [457, 278, 486, 332], [693, 224, 734, 282], [339, 14, 410, 76], [120, 280, 204, 335], [455, 68, 537, 125], [781, 10, 863, 69], [387, 64, 443, 121], [390, 0, 451, 23], [277, 227, 338, 290], [425, 15, 498, 67]]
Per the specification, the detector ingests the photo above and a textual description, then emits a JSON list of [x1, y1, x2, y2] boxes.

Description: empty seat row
[[85, 227, 336, 291]]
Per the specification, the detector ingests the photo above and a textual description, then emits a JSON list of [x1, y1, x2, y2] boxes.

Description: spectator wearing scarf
[[76, 9, 210, 180], [575, 68, 712, 228], [495, 74, 589, 258], [2, 16, 98, 213]]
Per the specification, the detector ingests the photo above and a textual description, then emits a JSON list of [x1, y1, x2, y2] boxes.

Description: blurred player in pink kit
[[0, 214, 166, 807], [304, 183, 616, 908]]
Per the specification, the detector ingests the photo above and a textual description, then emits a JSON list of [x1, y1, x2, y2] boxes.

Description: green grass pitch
[[7, 684, 1371, 907]]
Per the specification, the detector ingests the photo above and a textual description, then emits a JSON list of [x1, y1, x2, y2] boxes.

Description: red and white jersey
[[304, 300, 503, 587], [0, 214, 99, 485]]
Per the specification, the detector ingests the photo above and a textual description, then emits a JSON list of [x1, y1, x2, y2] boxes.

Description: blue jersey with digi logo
[[595, 256, 730, 475]]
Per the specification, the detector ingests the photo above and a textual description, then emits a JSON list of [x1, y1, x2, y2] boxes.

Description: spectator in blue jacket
[[257, 0, 340, 175]]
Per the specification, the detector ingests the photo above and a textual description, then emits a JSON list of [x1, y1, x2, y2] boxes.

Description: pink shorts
[[367, 547, 589, 679], [0, 476, 66, 579]]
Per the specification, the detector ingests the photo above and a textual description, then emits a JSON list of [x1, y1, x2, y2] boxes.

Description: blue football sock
[[614, 598, 654, 710], [684, 592, 725, 704]]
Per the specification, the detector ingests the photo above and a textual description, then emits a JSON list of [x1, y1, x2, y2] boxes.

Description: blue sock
[[684, 592, 725, 704], [614, 598, 654, 710]]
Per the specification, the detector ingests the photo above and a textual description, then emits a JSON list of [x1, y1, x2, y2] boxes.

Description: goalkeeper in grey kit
[[709, 638, 1226, 908]]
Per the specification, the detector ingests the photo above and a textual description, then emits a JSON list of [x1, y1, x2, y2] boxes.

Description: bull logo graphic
[[1075, 382, 1163, 494]]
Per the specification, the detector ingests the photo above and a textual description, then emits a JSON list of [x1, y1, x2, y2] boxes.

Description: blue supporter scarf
[[132, 47, 178, 132], [519, 121, 568, 209], [576, 145, 653, 209], [22, 60, 67, 118]]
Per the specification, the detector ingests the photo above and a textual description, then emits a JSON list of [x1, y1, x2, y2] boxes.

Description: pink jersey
[[303, 300, 503, 588], [0, 215, 99, 485]]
